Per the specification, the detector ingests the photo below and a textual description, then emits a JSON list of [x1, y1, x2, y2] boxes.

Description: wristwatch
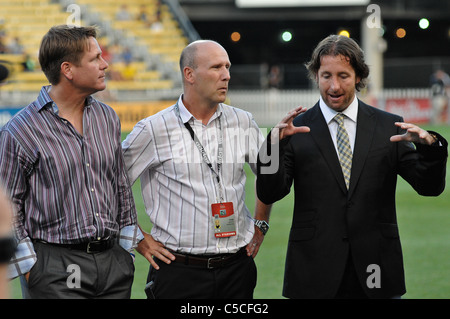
[[254, 219, 269, 235]]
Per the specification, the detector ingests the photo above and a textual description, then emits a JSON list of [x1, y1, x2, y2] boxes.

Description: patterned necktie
[[334, 113, 352, 189]]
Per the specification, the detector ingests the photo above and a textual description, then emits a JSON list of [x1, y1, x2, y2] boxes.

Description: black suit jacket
[[257, 100, 447, 298]]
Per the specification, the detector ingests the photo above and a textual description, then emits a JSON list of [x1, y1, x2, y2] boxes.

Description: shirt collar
[[319, 94, 358, 124], [36, 85, 93, 114], [176, 94, 223, 125], [176, 95, 193, 124], [36, 85, 54, 112]]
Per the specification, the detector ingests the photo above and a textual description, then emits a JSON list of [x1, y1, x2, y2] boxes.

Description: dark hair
[[305, 34, 370, 91], [39, 25, 97, 85]]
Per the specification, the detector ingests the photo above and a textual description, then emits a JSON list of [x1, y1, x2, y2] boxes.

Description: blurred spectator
[[22, 54, 36, 72], [259, 62, 269, 89], [0, 36, 7, 54], [0, 20, 5, 37], [115, 4, 131, 21], [121, 47, 133, 65], [268, 65, 283, 89], [99, 41, 112, 64], [120, 61, 137, 81], [107, 41, 122, 64], [155, 0, 162, 20], [430, 69, 450, 124], [136, 4, 150, 26], [119, 48, 137, 81], [150, 0, 163, 32], [99, 42, 123, 81], [267, 65, 283, 110], [150, 15, 163, 32], [7, 37, 24, 55], [430, 69, 450, 96]]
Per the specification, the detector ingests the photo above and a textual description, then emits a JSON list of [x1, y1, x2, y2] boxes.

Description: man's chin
[[325, 100, 349, 112]]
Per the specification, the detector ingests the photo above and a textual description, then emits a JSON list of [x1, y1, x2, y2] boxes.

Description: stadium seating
[[0, 0, 187, 96]]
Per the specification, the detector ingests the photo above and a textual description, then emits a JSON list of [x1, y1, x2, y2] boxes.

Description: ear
[[61, 61, 73, 81], [183, 66, 195, 85]]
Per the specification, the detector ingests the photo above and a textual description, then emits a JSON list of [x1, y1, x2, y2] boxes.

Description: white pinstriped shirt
[[122, 95, 265, 255]]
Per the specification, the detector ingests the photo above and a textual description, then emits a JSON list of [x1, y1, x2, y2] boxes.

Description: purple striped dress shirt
[[0, 86, 142, 277]]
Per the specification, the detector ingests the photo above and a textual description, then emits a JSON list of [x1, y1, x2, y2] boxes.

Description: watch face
[[256, 220, 269, 234]]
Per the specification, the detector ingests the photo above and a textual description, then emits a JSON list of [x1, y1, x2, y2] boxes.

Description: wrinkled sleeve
[[0, 129, 37, 278]]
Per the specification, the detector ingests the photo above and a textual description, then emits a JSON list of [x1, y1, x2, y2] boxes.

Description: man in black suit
[[257, 35, 448, 299]]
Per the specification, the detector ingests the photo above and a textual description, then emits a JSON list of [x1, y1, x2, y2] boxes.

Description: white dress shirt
[[122, 95, 265, 255], [319, 95, 358, 154]]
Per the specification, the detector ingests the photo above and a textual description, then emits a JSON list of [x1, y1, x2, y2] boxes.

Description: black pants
[[25, 241, 134, 299], [146, 251, 257, 299]]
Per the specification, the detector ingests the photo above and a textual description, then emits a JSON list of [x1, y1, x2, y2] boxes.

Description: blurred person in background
[[136, 4, 150, 27], [0, 35, 7, 54], [6, 37, 24, 55], [0, 25, 142, 299], [430, 69, 450, 124], [115, 4, 131, 21], [122, 40, 272, 299], [257, 34, 448, 299]]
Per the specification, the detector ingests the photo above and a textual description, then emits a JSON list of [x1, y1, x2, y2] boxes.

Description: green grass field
[[8, 125, 450, 299]]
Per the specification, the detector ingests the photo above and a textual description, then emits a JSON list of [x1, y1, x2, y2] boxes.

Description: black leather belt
[[168, 248, 247, 269], [35, 238, 115, 254]]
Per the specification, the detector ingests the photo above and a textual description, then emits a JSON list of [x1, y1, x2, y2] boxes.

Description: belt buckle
[[86, 241, 95, 254], [207, 256, 223, 269], [86, 240, 102, 254]]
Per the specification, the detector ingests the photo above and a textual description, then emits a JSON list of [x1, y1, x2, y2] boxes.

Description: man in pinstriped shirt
[[0, 25, 143, 298], [122, 40, 272, 298]]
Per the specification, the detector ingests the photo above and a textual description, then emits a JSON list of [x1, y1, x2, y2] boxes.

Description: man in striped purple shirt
[[0, 25, 142, 298]]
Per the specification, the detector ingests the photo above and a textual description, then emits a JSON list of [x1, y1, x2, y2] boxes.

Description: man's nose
[[330, 77, 340, 90], [222, 67, 230, 81], [101, 56, 109, 70]]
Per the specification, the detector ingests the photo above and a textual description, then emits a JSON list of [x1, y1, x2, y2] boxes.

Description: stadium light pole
[[361, 10, 386, 98]]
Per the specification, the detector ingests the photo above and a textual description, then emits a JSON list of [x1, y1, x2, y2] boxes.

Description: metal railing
[[165, 0, 201, 42]]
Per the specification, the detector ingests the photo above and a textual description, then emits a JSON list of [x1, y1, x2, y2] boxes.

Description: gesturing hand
[[271, 106, 310, 143], [390, 122, 437, 145]]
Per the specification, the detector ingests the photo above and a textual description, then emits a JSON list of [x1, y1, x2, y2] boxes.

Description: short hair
[[305, 34, 370, 91], [179, 39, 223, 72], [39, 25, 97, 85], [179, 41, 198, 72]]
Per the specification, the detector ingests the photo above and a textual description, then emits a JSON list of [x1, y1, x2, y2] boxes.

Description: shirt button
[[91, 188, 94, 192], [97, 237, 101, 241], [86, 163, 90, 167]]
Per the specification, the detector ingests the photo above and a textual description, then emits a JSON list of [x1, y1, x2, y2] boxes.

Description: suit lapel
[[348, 101, 376, 198], [307, 104, 348, 194]]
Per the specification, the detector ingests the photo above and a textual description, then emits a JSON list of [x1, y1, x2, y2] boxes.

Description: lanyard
[[175, 104, 225, 203]]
